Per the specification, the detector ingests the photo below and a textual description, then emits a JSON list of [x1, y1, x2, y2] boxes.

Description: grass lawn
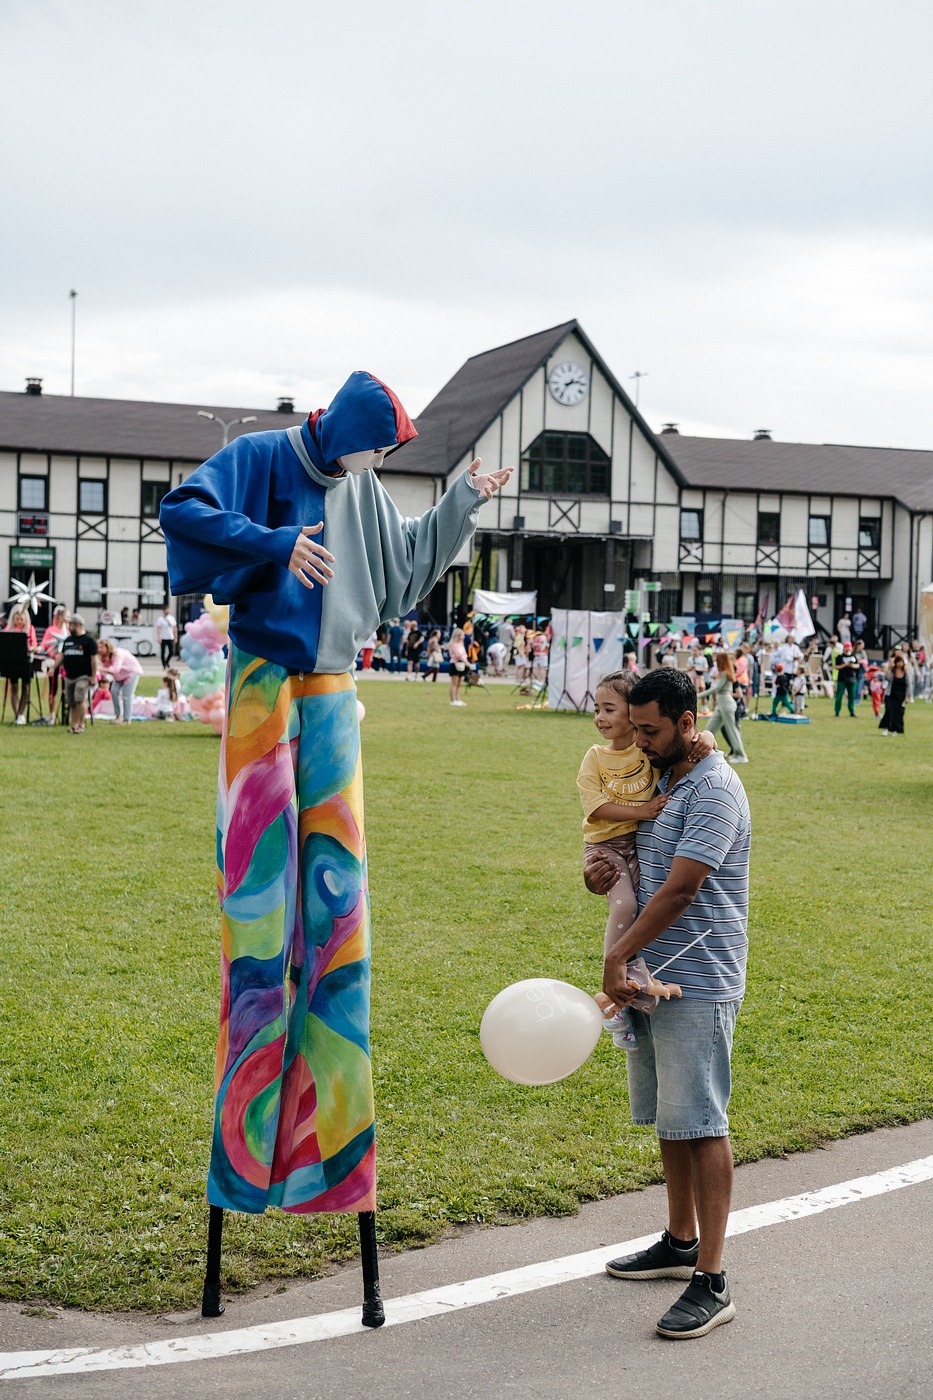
[[1, 682, 931, 1312]]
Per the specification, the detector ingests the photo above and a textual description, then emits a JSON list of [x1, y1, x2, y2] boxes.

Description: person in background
[[131, 608, 140, 625], [836, 612, 852, 644], [447, 626, 468, 705], [37, 604, 70, 717], [486, 638, 508, 675], [792, 664, 808, 715], [120, 607, 130, 625], [833, 641, 860, 718], [771, 662, 794, 717], [387, 616, 405, 673], [514, 630, 532, 684], [705, 652, 748, 763], [497, 616, 515, 663], [879, 651, 908, 736], [852, 638, 869, 704], [423, 629, 443, 682], [360, 630, 377, 670], [156, 669, 181, 719], [733, 646, 750, 706], [867, 665, 886, 717], [156, 602, 178, 668], [3, 607, 37, 724], [852, 606, 867, 641], [404, 625, 424, 680], [97, 637, 144, 724], [372, 636, 390, 671], [53, 615, 98, 733]]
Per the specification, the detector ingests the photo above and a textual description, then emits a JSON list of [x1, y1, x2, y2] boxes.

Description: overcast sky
[[2, 0, 931, 448]]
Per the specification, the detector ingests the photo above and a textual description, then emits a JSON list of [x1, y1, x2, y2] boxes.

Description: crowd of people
[[356, 614, 554, 705], [653, 626, 929, 754], [1, 602, 184, 733]]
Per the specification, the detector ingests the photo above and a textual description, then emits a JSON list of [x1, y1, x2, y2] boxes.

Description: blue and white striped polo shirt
[[635, 751, 750, 1001]]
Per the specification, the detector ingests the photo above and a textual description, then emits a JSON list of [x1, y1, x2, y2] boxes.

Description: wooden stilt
[[201, 1204, 225, 1317], [358, 1210, 385, 1328]]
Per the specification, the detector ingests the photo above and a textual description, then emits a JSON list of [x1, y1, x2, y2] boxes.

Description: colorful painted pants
[[208, 645, 375, 1215]]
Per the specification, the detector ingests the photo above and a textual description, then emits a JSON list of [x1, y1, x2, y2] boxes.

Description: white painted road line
[[3, 1154, 932, 1382]]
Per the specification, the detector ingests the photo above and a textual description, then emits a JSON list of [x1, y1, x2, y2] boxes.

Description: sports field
[[1, 683, 930, 1312]]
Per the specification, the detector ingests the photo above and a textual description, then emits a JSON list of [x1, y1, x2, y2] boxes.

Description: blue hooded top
[[160, 372, 482, 672]]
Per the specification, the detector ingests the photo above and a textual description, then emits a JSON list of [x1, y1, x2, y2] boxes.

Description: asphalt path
[[3, 1120, 931, 1400]]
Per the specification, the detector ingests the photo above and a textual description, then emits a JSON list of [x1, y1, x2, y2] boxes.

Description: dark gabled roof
[[0, 390, 305, 461], [392, 320, 687, 483], [660, 434, 933, 513]]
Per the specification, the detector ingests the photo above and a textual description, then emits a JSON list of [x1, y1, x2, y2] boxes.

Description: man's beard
[[647, 731, 692, 769]]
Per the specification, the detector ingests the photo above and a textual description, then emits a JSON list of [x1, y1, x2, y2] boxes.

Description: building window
[[77, 570, 105, 605], [734, 590, 758, 621], [520, 431, 610, 495], [695, 575, 720, 614], [79, 479, 107, 514], [757, 511, 781, 546], [680, 508, 704, 541], [858, 517, 881, 550], [19, 476, 48, 511], [142, 480, 169, 517], [140, 572, 167, 606], [808, 515, 830, 546]]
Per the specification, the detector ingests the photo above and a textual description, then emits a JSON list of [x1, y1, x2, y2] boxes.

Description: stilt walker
[[161, 373, 512, 1323]]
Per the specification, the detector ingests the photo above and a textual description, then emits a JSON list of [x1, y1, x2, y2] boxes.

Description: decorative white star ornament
[[5, 573, 59, 616]]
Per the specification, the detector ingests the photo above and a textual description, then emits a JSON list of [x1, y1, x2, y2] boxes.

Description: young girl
[[578, 671, 715, 1047], [447, 626, 468, 705], [423, 629, 443, 682]]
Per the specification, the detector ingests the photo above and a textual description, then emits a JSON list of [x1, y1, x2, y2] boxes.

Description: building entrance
[[524, 540, 607, 613]]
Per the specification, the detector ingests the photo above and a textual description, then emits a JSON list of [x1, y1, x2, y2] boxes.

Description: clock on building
[[548, 361, 589, 405]]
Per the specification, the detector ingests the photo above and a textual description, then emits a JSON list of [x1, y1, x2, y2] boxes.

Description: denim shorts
[[625, 997, 741, 1140]]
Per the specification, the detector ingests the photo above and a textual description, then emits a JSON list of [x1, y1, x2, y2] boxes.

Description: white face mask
[[336, 446, 394, 475]]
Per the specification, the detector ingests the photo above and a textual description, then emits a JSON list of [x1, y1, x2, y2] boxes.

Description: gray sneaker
[[605, 1230, 699, 1280]]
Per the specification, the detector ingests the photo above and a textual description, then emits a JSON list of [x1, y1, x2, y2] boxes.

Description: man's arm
[[602, 855, 712, 1004]]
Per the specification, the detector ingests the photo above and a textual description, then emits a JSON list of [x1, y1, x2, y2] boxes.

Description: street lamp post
[[196, 410, 258, 448], [69, 290, 78, 396]]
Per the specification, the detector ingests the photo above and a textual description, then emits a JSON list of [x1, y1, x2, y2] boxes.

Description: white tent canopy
[[473, 589, 537, 615]]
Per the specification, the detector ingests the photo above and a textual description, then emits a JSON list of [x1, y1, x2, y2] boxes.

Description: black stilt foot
[[201, 1204, 225, 1318], [359, 1210, 385, 1328]]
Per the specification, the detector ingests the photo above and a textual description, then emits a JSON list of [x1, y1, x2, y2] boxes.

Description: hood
[[307, 371, 417, 466]]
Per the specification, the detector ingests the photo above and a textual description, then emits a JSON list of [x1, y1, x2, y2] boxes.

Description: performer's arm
[[160, 439, 302, 593], [373, 459, 512, 618]]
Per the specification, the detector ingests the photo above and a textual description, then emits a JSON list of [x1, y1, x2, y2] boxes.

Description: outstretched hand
[[289, 523, 335, 590], [468, 458, 514, 500]]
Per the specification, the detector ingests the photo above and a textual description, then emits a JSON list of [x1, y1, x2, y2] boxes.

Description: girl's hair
[[162, 672, 179, 701], [595, 670, 636, 701], [716, 651, 736, 680], [98, 638, 114, 656], [449, 627, 464, 643]]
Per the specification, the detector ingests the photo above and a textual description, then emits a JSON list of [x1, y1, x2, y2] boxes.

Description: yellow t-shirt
[[577, 741, 657, 842]]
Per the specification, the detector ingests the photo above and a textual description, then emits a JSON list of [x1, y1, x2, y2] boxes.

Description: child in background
[[792, 664, 808, 714], [867, 665, 885, 716], [423, 630, 443, 682], [578, 671, 715, 1049], [771, 662, 795, 716], [156, 669, 180, 719]]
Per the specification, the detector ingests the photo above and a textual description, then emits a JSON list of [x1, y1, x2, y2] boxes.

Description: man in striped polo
[[587, 667, 750, 1340]]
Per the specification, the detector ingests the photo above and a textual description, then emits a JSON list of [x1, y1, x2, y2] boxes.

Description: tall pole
[[629, 370, 647, 409], [69, 290, 78, 396]]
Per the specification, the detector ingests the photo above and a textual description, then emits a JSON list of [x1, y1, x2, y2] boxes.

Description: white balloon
[[480, 979, 603, 1085], [357, 700, 366, 722]]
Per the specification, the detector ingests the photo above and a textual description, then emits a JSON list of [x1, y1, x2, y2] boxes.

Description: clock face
[[548, 361, 589, 406]]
